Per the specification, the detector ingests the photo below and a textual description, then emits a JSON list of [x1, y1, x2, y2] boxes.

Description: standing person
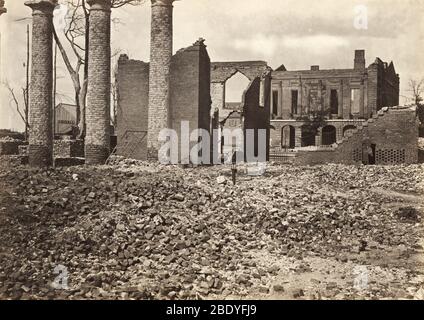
[[362, 139, 372, 165]]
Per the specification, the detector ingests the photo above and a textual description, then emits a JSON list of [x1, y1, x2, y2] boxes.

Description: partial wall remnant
[[116, 55, 149, 160], [147, 0, 175, 159], [25, 0, 57, 167], [211, 61, 270, 83], [85, 0, 111, 165], [117, 39, 211, 162], [170, 39, 211, 162], [271, 106, 418, 165], [54, 140, 84, 158]]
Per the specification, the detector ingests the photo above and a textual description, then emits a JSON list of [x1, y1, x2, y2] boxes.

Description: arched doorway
[[281, 125, 295, 149], [322, 125, 337, 145], [301, 125, 317, 147], [343, 125, 356, 137]]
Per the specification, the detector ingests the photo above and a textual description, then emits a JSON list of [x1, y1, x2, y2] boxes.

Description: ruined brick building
[[117, 0, 271, 162], [13, 0, 417, 167], [269, 50, 400, 149], [267, 50, 418, 165]]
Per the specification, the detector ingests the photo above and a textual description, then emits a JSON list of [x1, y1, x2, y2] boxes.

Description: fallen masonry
[[0, 158, 423, 300]]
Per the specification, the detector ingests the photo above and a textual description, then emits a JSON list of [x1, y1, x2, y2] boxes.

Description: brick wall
[[170, 41, 211, 163], [85, 0, 111, 164], [54, 139, 84, 158], [116, 55, 149, 160], [25, 0, 56, 167], [367, 107, 418, 164], [117, 40, 211, 162], [289, 106, 418, 165]]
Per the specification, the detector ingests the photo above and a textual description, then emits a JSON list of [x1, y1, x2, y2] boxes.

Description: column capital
[[151, 0, 175, 7], [87, 0, 111, 11], [25, 0, 57, 15], [0, 0, 7, 16]]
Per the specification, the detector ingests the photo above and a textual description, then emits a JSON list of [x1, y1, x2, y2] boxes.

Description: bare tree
[[409, 79, 424, 106], [53, 0, 145, 139], [408, 79, 424, 125], [3, 82, 30, 138]]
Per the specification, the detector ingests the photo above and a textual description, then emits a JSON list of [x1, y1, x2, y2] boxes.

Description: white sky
[[1, 0, 423, 131]]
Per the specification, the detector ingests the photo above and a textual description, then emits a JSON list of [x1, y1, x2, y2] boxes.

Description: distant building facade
[[269, 50, 400, 150]]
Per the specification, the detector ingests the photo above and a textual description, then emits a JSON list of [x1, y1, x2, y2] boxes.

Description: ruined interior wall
[[170, 42, 211, 162], [211, 82, 225, 114], [198, 44, 212, 136], [243, 75, 271, 160], [116, 56, 149, 160], [211, 61, 269, 83]]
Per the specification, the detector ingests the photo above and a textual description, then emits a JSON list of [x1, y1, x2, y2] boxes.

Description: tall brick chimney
[[85, 0, 111, 165], [354, 49, 366, 70], [25, 0, 57, 167], [147, 0, 175, 160], [0, 0, 7, 16]]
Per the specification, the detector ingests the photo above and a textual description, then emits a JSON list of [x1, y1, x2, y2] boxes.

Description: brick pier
[[147, 0, 174, 160], [85, 0, 111, 164], [25, 0, 57, 167]]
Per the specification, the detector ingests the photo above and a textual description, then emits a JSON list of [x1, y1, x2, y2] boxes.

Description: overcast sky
[[1, 0, 423, 131]]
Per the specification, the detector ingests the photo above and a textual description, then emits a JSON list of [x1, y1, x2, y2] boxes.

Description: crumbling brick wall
[[116, 55, 149, 160], [170, 41, 211, 162], [367, 107, 418, 164], [117, 40, 211, 162], [291, 106, 418, 165], [54, 140, 84, 158]]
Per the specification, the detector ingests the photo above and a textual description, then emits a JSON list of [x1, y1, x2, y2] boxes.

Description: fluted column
[[85, 0, 111, 164], [147, 0, 174, 160], [25, 0, 57, 167]]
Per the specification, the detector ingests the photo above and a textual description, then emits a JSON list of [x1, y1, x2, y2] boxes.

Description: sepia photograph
[[0, 0, 423, 311]]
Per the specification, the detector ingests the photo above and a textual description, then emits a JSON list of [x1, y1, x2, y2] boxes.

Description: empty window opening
[[301, 125, 316, 147], [330, 89, 339, 114], [224, 71, 250, 108], [272, 90, 279, 116], [322, 125, 337, 145], [343, 125, 356, 137], [291, 90, 298, 115], [351, 88, 361, 114], [281, 125, 296, 149]]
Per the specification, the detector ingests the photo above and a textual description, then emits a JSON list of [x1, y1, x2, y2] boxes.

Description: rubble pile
[[0, 161, 423, 300]]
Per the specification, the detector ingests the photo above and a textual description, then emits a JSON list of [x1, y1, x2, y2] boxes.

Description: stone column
[[147, 0, 174, 160], [25, 0, 56, 167], [85, 0, 111, 164]]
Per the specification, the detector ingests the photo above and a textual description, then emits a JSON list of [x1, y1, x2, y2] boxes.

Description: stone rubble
[[0, 159, 423, 300]]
